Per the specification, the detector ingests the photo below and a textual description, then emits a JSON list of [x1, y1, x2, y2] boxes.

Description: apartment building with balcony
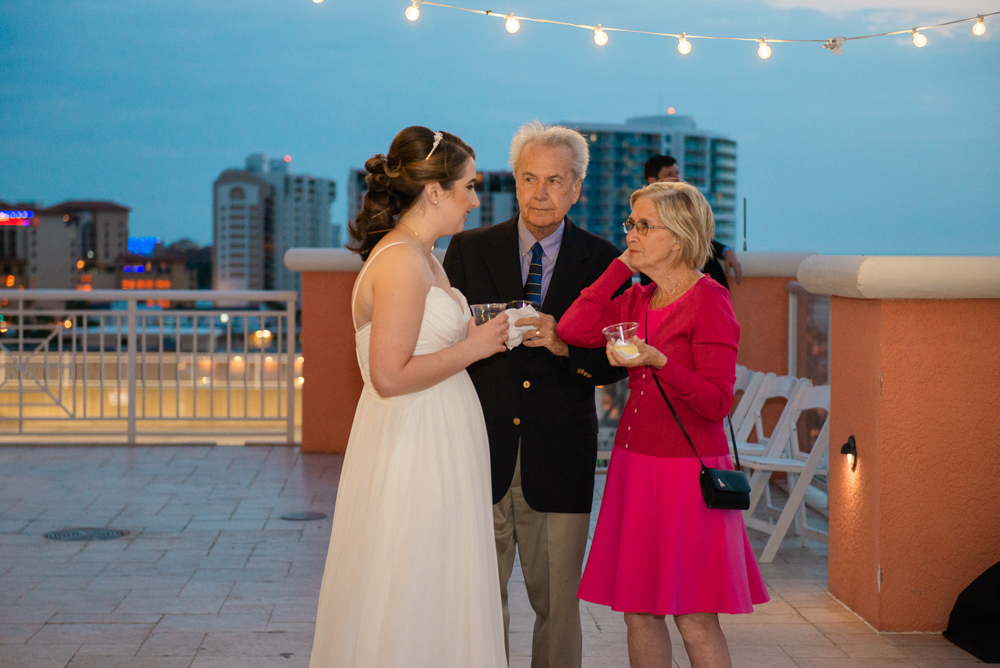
[[213, 155, 336, 294], [559, 115, 737, 248]]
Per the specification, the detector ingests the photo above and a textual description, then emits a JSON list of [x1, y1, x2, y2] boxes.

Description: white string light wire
[[391, 2, 999, 56]]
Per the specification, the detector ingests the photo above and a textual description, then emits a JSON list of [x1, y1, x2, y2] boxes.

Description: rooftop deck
[[0, 446, 981, 668]]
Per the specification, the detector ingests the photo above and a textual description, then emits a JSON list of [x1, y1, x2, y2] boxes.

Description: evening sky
[[1, 0, 997, 255]]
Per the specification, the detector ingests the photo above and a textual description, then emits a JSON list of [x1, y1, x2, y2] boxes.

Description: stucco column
[[799, 255, 1000, 632]]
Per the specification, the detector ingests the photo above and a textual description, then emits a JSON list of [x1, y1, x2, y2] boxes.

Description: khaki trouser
[[494, 449, 591, 668]]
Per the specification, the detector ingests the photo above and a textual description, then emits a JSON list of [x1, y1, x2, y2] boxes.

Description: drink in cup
[[602, 322, 640, 359], [470, 303, 506, 325], [506, 299, 540, 311]]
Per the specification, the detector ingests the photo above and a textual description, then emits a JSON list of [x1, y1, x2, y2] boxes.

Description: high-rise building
[[0, 200, 130, 290], [347, 169, 518, 246], [213, 155, 336, 293], [44, 201, 130, 270], [558, 115, 737, 248]]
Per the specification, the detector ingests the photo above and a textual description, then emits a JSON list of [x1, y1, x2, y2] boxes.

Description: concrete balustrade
[[799, 255, 1000, 632]]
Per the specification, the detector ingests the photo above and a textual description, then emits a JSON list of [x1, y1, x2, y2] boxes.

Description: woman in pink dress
[[557, 181, 767, 668]]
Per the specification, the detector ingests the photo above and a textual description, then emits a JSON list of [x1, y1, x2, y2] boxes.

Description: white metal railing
[[0, 289, 298, 443]]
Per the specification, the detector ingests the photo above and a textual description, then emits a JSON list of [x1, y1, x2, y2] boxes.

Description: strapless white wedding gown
[[309, 245, 506, 668]]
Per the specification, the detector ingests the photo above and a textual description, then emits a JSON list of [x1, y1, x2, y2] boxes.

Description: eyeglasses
[[623, 218, 670, 235]]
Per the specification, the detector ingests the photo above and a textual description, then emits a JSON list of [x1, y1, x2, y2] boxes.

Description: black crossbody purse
[[644, 307, 751, 510]]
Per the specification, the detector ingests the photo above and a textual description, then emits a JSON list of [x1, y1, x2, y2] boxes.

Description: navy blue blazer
[[444, 216, 627, 513]]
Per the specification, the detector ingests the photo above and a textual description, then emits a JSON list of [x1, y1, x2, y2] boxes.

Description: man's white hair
[[508, 121, 589, 182]]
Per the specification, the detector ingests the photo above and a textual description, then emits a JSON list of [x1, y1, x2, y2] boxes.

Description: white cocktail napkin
[[505, 305, 540, 350]]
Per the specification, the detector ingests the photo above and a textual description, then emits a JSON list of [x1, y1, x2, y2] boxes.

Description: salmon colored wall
[[730, 277, 792, 440], [730, 276, 789, 376], [301, 271, 363, 453], [829, 297, 1000, 631], [828, 298, 883, 627]]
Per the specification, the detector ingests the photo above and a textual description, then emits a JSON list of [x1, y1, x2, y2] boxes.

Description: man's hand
[[724, 249, 743, 285], [517, 313, 569, 357]]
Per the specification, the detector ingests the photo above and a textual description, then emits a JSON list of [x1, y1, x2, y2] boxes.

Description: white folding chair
[[730, 368, 767, 442], [731, 374, 804, 457], [740, 384, 831, 563]]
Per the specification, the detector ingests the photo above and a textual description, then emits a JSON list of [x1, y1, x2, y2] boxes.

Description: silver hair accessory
[[424, 131, 444, 160]]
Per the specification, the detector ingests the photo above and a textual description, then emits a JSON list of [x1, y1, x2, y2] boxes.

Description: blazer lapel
[[484, 218, 525, 302], [543, 218, 593, 318]]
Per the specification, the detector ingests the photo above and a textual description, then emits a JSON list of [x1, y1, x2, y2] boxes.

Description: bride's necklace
[[396, 221, 436, 251], [396, 221, 420, 239]]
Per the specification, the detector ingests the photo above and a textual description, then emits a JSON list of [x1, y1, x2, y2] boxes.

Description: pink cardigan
[[557, 259, 739, 458]]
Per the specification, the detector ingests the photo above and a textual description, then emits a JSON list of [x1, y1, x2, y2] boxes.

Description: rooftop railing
[[0, 289, 299, 444]]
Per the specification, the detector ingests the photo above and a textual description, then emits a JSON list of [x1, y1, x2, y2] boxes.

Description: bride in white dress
[[309, 127, 509, 667]]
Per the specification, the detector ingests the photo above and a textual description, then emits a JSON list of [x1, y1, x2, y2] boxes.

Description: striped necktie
[[524, 242, 543, 305]]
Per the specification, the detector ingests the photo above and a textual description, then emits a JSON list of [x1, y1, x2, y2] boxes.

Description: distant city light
[[63, 319, 72, 329], [284, 155, 292, 163], [0, 211, 35, 227], [667, 107, 676, 115], [87, 251, 94, 258], [220, 313, 230, 323], [123, 265, 146, 273], [127, 236, 160, 256], [76, 260, 85, 269], [5, 276, 14, 288]]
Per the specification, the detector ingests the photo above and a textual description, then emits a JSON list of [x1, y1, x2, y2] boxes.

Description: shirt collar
[[517, 216, 566, 259]]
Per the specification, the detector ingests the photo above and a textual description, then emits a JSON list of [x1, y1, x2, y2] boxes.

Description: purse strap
[[644, 302, 743, 472]]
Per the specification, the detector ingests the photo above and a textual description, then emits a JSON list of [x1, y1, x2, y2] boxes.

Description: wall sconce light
[[841, 435, 858, 471]]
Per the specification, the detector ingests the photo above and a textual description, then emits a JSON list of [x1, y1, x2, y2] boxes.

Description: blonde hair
[[629, 181, 714, 269], [509, 121, 589, 181]]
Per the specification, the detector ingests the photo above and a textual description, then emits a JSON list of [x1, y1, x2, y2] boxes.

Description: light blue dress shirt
[[517, 217, 565, 305]]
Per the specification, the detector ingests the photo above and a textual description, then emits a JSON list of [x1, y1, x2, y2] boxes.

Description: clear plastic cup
[[470, 303, 507, 325], [602, 322, 640, 358]]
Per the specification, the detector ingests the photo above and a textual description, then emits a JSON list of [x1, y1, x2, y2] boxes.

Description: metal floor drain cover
[[44, 528, 130, 541], [280, 512, 327, 521]]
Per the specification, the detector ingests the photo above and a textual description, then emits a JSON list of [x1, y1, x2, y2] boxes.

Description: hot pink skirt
[[579, 448, 769, 615]]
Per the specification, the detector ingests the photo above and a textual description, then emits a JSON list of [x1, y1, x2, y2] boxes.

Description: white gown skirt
[[309, 369, 506, 667]]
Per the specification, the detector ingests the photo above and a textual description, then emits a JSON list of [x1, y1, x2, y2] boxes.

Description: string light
[[678, 33, 691, 55], [405, 0, 420, 21], [312, 0, 323, 4], [379, 2, 1000, 58]]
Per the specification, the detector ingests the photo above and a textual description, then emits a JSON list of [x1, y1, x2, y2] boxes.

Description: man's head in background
[[643, 155, 679, 184]]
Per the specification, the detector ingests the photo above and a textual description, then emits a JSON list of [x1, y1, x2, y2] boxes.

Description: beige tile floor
[[0, 446, 981, 668]]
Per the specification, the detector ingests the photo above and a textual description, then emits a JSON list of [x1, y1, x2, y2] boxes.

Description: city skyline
[[1, 0, 997, 256]]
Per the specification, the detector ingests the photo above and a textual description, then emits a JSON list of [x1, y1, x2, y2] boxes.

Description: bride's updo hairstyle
[[348, 126, 475, 260]]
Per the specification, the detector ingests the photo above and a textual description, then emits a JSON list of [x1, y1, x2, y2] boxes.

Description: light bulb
[[312, 0, 323, 4], [405, 2, 420, 21], [912, 30, 927, 47], [678, 34, 691, 55], [973, 17, 986, 36], [505, 15, 520, 33], [757, 39, 771, 59], [594, 26, 608, 46]]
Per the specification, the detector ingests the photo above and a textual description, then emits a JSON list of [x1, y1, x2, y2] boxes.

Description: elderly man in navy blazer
[[444, 121, 627, 668]]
